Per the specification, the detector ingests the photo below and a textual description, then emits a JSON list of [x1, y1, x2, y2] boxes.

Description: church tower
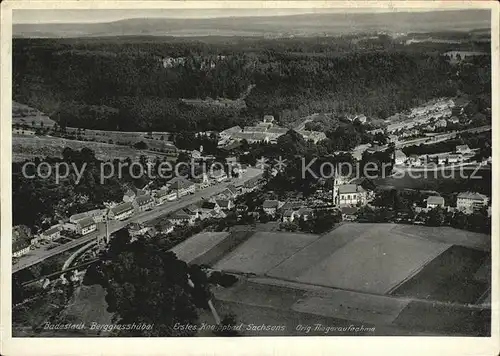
[[332, 169, 340, 206]]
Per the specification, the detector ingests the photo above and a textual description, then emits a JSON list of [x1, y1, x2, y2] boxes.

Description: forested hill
[[13, 37, 491, 132], [13, 10, 490, 38]]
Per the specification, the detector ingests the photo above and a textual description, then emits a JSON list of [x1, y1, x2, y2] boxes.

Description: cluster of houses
[[20, 169, 254, 256], [384, 98, 457, 136], [394, 144, 477, 167], [423, 191, 490, 215], [218, 115, 327, 147], [166, 175, 263, 226], [259, 174, 371, 224]]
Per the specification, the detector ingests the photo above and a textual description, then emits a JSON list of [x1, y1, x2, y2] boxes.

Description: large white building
[[76, 217, 97, 235], [457, 192, 488, 213], [110, 202, 134, 221], [333, 183, 367, 207]]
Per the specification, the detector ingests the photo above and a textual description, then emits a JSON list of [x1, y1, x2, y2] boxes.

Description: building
[[210, 169, 228, 183], [297, 208, 313, 221], [110, 202, 135, 221], [456, 145, 472, 154], [122, 189, 136, 203], [282, 210, 298, 223], [263, 115, 275, 123], [394, 150, 407, 165], [296, 130, 327, 144], [169, 176, 196, 197], [242, 175, 262, 193], [41, 225, 62, 241], [408, 154, 422, 166], [262, 200, 280, 215], [334, 184, 367, 207], [447, 153, 462, 164], [13, 225, 32, 258], [435, 119, 447, 128], [169, 210, 197, 225], [70, 209, 107, 224], [426, 196, 445, 209], [134, 194, 155, 212], [354, 115, 367, 124], [220, 126, 242, 139], [76, 217, 97, 235], [201, 201, 221, 214], [155, 188, 173, 205], [457, 192, 488, 213], [216, 199, 233, 211], [128, 222, 152, 238]]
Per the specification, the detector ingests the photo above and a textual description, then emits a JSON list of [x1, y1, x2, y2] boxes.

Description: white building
[[457, 192, 488, 213], [262, 200, 280, 215], [110, 202, 135, 221], [41, 225, 62, 241], [456, 145, 472, 155], [394, 149, 407, 165], [426, 196, 445, 209], [76, 217, 97, 235], [334, 184, 367, 207], [134, 194, 155, 212], [169, 176, 196, 197]]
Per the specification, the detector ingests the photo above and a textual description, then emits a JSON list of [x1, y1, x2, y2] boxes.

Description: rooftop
[[43, 225, 62, 236], [169, 176, 194, 190], [427, 196, 445, 205], [263, 200, 280, 209], [457, 192, 488, 201], [111, 202, 134, 215], [338, 184, 365, 194], [77, 217, 96, 228], [136, 194, 154, 205]]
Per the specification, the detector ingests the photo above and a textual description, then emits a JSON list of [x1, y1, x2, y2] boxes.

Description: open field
[[210, 223, 489, 297], [213, 276, 485, 336], [390, 224, 491, 251], [171, 232, 230, 264], [62, 127, 175, 151], [12, 135, 162, 162], [213, 232, 320, 275], [284, 226, 450, 294], [390, 246, 489, 303]]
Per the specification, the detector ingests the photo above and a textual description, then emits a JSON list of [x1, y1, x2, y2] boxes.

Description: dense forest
[[13, 36, 491, 132]]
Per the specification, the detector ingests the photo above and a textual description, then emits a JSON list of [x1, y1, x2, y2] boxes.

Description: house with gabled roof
[[134, 194, 155, 212], [168, 176, 196, 197], [262, 200, 280, 215], [75, 217, 97, 235], [41, 225, 62, 241], [110, 202, 134, 221], [457, 192, 488, 213], [426, 196, 445, 209]]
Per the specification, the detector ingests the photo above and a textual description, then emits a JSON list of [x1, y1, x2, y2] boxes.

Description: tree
[[133, 141, 148, 150], [99, 229, 200, 336], [426, 207, 445, 227]]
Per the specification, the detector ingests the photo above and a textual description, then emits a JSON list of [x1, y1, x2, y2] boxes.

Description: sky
[[13, 8, 459, 24]]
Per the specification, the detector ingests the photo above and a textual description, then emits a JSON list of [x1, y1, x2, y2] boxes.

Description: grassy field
[[391, 224, 491, 251], [390, 245, 489, 303], [12, 135, 163, 162], [171, 232, 230, 264], [213, 232, 320, 275], [287, 225, 450, 294]]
